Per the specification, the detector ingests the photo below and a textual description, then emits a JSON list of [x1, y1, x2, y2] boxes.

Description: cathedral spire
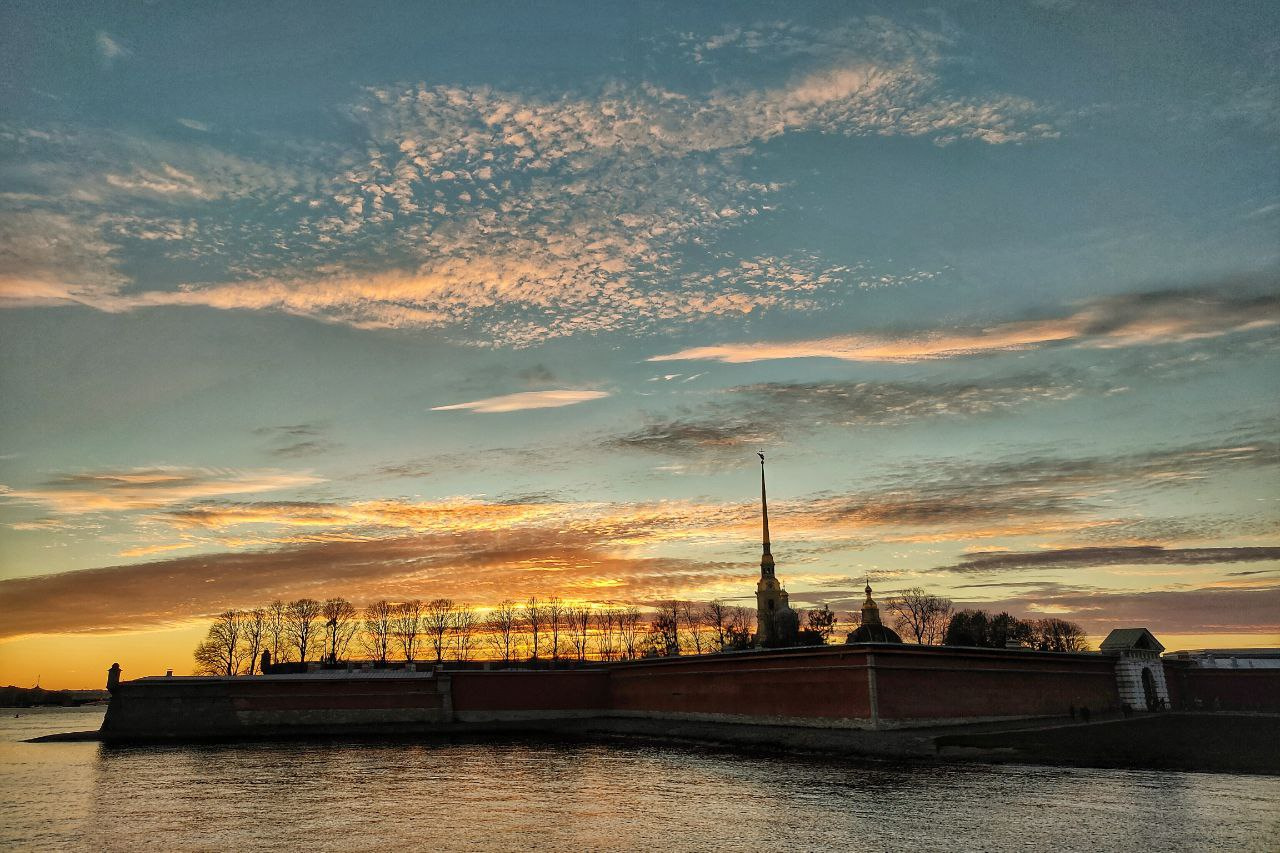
[[758, 451, 774, 578]]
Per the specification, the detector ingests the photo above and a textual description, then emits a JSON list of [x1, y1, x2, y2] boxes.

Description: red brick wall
[[871, 647, 1118, 720], [606, 646, 1118, 724], [450, 670, 610, 714], [1164, 663, 1280, 712], [608, 647, 874, 722]]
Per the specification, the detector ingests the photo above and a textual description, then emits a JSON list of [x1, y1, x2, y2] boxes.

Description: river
[[1, 707, 1276, 851]]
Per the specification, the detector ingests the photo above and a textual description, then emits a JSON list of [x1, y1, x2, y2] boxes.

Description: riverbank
[[567, 712, 1280, 775], [31, 709, 1279, 775]]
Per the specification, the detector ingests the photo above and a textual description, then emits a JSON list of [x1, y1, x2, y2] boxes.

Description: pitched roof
[[1100, 627, 1165, 652]]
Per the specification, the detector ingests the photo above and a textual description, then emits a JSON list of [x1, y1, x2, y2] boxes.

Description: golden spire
[[758, 451, 774, 578]]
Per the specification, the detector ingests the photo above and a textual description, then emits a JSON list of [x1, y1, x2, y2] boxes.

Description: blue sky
[[1, 1, 1277, 685]]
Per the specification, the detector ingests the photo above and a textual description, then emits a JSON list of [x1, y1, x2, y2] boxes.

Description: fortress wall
[[449, 670, 611, 722], [606, 647, 875, 727], [871, 647, 1119, 722], [100, 674, 450, 741], [1163, 663, 1280, 712]]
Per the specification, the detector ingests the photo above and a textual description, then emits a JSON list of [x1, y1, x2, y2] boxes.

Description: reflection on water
[[2, 708, 1278, 851]]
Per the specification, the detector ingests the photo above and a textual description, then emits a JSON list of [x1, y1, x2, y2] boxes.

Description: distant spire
[[861, 578, 881, 626], [758, 451, 774, 578]]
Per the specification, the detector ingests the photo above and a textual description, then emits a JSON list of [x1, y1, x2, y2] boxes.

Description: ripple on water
[[2, 709, 1277, 852]]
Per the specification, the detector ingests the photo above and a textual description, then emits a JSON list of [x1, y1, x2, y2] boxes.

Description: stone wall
[[108, 645, 1272, 741], [1163, 662, 1280, 712]]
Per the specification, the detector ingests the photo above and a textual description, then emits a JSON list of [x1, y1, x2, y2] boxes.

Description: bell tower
[[754, 452, 796, 645]]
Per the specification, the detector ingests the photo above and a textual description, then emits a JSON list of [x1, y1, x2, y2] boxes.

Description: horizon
[[2, 1, 1279, 690]]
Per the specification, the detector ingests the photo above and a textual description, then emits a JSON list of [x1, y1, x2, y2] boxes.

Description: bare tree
[[704, 601, 731, 651], [321, 597, 358, 663], [524, 597, 544, 660], [266, 600, 290, 663], [619, 606, 642, 660], [362, 600, 394, 664], [567, 606, 592, 660], [286, 598, 323, 663], [650, 601, 680, 656], [393, 599, 424, 662], [546, 596, 565, 661], [194, 610, 245, 676], [888, 588, 954, 645], [679, 601, 705, 654], [726, 606, 754, 649], [423, 598, 455, 663], [595, 609, 618, 661], [487, 600, 519, 663], [659, 600, 681, 655], [454, 605, 478, 662], [243, 608, 267, 674], [1033, 618, 1091, 652]]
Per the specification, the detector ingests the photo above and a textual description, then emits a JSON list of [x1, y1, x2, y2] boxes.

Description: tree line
[[194, 596, 770, 675], [193, 589, 1088, 675], [885, 587, 1090, 652]]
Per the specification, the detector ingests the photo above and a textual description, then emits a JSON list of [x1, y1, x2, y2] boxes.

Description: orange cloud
[[1, 467, 325, 514], [650, 287, 1279, 363]]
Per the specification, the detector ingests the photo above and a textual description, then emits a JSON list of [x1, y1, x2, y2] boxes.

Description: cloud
[[951, 584, 1280, 636], [1, 16, 1053, 346], [612, 416, 779, 456], [612, 374, 1084, 457], [0, 516, 746, 637], [940, 546, 1280, 574], [431, 390, 610, 413], [1, 467, 324, 514], [649, 284, 1280, 363], [96, 32, 132, 67], [176, 118, 211, 132], [253, 424, 339, 458]]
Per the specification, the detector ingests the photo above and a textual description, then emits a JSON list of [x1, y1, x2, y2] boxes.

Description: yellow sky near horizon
[[3, 626, 1277, 692]]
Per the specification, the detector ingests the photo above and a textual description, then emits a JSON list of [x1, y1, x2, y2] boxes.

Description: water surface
[[2, 708, 1277, 851]]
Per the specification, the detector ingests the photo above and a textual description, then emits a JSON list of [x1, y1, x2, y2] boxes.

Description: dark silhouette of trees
[[595, 609, 618, 660], [567, 606, 592, 660], [454, 604, 478, 662], [286, 598, 323, 663], [546, 596, 565, 661], [243, 608, 267, 674], [423, 598, 455, 663], [322, 597, 358, 663], [393, 599, 423, 662], [619, 606, 642, 659], [944, 609, 1088, 651], [488, 600, 519, 662], [362, 600, 394, 664], [679, 601, 705, 654], [648, 601, 680, 656], [194, 610, 245, 676], [1032, 617, 1091, 652], [805, 604, 838, 643], [266, 600, 290, 663], [524, 597, 545, 660], [888, 588, 953, 645]]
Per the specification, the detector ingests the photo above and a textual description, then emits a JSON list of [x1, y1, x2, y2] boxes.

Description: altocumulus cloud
[[1, 16, 1054, 346]]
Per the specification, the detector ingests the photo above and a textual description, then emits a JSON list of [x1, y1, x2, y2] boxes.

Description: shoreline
[[28, 711, 1280, 776]]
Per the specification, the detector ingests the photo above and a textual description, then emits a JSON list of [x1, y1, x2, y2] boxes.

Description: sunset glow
[[2, 3, 1278, 689]]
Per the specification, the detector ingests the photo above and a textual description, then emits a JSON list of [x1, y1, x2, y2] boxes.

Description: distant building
[[1101, 627, 1170, 711], [754, 453, 799, 646], [845, 581, 903, 644], [1164, 649, 1280, 669]]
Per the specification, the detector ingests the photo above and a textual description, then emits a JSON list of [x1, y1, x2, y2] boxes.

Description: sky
[[1, 1, 1277, 688]]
